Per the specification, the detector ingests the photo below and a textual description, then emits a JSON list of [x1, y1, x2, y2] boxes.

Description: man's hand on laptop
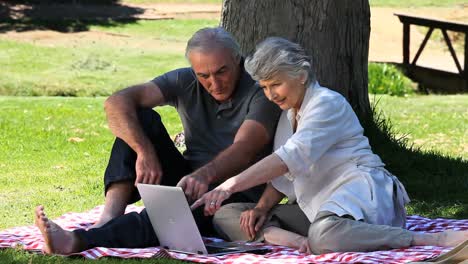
[[190, 185, 232, 216], [135, 151, 163, 186], [177, 172, 210, 201]]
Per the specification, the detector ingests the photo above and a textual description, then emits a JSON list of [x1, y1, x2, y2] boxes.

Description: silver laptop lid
[[136, 184, 208, 255]]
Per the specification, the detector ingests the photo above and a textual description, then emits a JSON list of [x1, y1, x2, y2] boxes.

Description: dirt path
[[1, 3, 467, 72], [370, 6, 467, 72]]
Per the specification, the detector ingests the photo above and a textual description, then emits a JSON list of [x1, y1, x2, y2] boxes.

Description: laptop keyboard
[[205, 245, 240, 254]]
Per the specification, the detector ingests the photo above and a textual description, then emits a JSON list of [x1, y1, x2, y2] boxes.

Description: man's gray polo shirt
[[152, 65, 281, 170]]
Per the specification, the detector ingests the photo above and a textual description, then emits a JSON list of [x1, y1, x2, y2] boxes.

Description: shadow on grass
[[362, 103, 468, 218], [0, 0, 144, 33]]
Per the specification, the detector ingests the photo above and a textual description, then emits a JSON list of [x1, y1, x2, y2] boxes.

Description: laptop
[[136, 183, 270, 256]]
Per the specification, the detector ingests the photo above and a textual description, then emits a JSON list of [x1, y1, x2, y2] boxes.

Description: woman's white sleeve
[[274, 95, 353, 178]]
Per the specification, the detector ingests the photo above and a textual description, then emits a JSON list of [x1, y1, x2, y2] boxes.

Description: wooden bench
[[395, 13, 468, 92]]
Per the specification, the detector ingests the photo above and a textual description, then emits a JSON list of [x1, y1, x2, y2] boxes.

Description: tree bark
[[221, 0, 371, 116]]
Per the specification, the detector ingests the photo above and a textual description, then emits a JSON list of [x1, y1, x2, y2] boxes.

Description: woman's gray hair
[[245, 37, 315, 85], [185, 27, 241, 61]]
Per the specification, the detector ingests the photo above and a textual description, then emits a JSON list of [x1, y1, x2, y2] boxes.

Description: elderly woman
[[191, 37, 468, 254]]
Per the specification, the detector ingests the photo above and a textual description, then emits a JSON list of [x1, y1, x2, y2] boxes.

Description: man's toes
[[35, 205, 44, 214], [35, 209, 41, 219], [39, 217, 48, 227]]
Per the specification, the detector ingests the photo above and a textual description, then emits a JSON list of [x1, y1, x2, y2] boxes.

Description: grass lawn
[[0, 97, 182, 230], [0, 95, 467, 263], [124, 0, 221, 3], [0, 97, 185, 263], [1, 4, 467, 262], [372, 94, 467, 159], [0, 19, 218, 97], [122, 0, 467, 7], [370, 95, 467, 219], [0, 38, 185, 96], [370, 0, 467, 7], [89, 19, 220, 41], [0, 95, 466, 226], [0, 248, 185, 264]]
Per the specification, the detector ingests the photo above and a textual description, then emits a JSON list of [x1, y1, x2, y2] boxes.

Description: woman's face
[[259, 71, 307, 110]]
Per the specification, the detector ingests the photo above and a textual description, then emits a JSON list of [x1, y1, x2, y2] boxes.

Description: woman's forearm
[[193, 154, 288, 214], [223, 153, 288, 194]]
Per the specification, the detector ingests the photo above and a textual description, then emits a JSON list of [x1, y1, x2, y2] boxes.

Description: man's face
[[188, 48, 240, 103]]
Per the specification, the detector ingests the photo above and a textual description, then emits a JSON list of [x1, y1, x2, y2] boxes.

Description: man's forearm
[[104, 82, 166, 157], [195, 140, 258, 184], [104, 94, 154, 156], [191, 119, 273, 186]]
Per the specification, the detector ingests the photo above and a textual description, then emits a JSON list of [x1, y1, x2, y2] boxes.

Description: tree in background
[[221, 0, 371, 117]]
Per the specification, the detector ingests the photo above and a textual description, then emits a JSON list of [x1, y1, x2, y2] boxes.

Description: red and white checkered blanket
[[1, 205, 467, 263]]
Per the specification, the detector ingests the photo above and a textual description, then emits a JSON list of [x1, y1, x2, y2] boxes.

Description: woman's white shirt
[[271, 82, 409, 227]]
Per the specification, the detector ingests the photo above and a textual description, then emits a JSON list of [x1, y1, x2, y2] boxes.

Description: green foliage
[[406, 201, 468, 219], [368, 63, 415, 96]]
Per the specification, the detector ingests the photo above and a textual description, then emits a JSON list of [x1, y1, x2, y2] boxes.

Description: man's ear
[[235, 55, 241, 65], [186, 51, 194, 67]]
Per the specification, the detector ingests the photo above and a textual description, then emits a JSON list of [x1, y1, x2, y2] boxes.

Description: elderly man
[[34, 27, 280, 254]]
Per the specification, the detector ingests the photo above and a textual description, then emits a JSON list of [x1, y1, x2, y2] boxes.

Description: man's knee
[[136, 108, 162, 131], [135, 108, 177, 154], [213, 203, 255, 241], [308, 214, 350, 254]]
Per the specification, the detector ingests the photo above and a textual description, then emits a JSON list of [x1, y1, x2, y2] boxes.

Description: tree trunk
[[221, 0, 371, 116]]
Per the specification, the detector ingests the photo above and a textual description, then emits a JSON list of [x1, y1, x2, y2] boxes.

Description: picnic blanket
[[1, 205, 467, 263]]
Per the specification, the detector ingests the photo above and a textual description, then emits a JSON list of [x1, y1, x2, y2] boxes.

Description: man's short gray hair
[[185, 27, 241, 61], [245, 37, 315, 85]]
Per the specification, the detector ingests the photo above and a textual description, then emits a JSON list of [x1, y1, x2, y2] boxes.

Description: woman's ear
[[299, 71, 308, 85]]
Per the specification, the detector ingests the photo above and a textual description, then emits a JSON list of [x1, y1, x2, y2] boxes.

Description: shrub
[[368, 63, 415, 96]]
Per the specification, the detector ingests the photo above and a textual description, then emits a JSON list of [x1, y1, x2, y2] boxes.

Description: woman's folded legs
[[213, 205, 468, 255]]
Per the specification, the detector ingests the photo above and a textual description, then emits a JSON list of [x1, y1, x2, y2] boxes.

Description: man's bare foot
[[34, 205, 81, 255], [412, 230, 468, 247]]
